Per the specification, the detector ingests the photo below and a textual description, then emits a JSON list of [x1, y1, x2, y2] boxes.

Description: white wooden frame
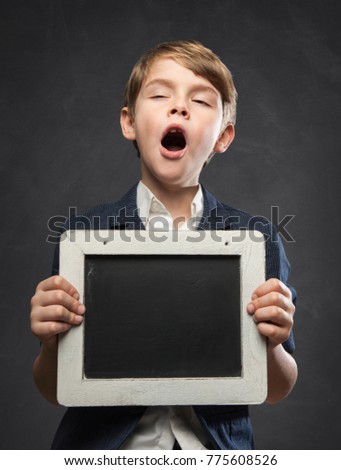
[[57, 229, 267, 406]]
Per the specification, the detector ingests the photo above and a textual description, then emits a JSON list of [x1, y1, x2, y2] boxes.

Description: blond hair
[[124, 40, 237, 127]]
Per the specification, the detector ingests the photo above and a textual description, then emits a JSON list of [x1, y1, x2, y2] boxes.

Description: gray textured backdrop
[[1, 0, 340, 449]]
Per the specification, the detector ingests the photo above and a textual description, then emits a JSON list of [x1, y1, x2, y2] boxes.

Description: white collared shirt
[[119, 181, 209, 450], [137, 180, 204, 231]]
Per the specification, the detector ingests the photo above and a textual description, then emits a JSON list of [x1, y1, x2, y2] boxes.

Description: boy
[[30, 40, 297, 450]]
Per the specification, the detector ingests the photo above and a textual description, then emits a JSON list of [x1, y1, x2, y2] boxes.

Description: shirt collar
[[136, 181, 204, 226]]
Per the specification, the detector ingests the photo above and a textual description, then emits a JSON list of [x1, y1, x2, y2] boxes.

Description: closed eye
[[192, 99, 210, 106]]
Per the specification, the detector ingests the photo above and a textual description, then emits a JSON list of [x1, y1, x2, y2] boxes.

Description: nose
[[169, 102, 189, 118]]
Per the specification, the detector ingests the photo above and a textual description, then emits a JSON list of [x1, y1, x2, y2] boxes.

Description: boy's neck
[[140, 178, 199, 222]]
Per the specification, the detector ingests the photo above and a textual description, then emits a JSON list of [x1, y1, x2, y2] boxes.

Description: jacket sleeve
[[264, 220, 296, 354]]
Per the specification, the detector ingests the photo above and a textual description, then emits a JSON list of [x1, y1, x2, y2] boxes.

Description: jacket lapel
[[109, 184, 145, 230], [199, 186, 231, 231]]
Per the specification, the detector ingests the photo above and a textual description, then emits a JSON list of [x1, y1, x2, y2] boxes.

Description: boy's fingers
[[252, 278, 292, 301], [36, 275, 79, 299], [248, 291, 295, 316], [33, 304, 84, 325], [248, 301, 294, 346], [33, 321, 73, 342], [31, 305, 84, 342], [256, 322, 288, 345], [31, 276, 85, 344], [251, 305, 293, 329], [32, 289, 85, 315]]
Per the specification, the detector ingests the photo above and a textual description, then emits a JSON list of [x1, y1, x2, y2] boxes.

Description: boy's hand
[[30, 275, 85, 346], [247, 278, 295, 348]]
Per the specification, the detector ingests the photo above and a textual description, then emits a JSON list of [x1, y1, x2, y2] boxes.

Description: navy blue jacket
[[51, 184, 295, 450]]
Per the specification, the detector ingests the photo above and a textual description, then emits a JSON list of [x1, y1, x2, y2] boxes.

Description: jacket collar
[[109, 183, 144, 230], [199, 186, 227, 230], [109, 183, 230, 230]]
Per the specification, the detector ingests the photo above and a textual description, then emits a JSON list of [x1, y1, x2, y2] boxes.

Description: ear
[[213, 124, 235, 154], [120, 107, 136, 141]]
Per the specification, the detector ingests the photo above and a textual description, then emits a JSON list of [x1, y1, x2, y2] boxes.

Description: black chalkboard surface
[[84, 254, 241, 379]]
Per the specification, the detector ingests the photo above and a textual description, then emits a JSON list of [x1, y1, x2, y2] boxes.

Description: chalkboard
[[57, 229, 267, 406], [84, 254, 241, 379]]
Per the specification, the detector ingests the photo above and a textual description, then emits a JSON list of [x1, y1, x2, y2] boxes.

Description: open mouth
[[161, 128, 187, 152]]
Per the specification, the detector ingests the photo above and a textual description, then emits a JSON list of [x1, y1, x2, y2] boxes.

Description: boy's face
[[121, 58, 234, 189]]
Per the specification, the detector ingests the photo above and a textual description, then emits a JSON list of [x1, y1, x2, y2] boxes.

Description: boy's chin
[[153, 171, 198, 189]]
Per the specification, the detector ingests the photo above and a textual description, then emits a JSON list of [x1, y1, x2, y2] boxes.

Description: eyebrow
[[144, 78, 173, 89], [144, 78, 220, 97]]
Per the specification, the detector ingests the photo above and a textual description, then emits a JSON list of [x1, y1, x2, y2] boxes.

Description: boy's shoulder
[[67, 184, 140, 230]]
